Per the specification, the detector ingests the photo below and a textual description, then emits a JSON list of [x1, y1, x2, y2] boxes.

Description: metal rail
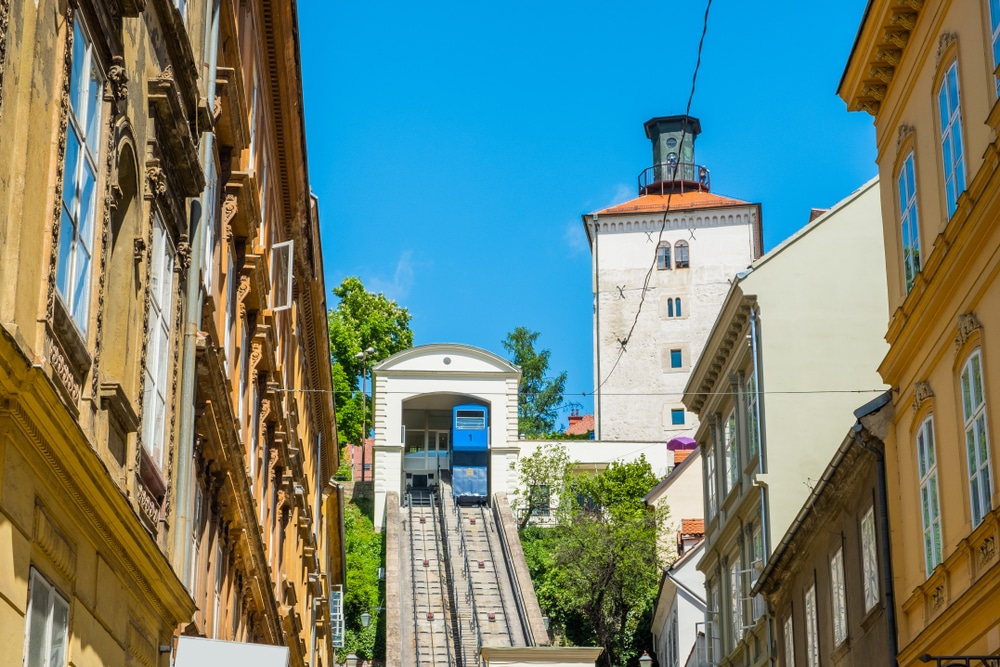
[[439, 485, 481, 667], [489, 501, 535, 646], [406, 495, 421, 667], [478, 505, 516, 644], [427, 492, 455, 666], [407, 492, 454, 666]]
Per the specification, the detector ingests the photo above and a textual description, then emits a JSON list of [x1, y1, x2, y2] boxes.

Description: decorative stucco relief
[[955, 312, 982, 349]]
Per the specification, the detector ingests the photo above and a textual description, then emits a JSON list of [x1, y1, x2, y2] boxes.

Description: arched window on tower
[[657, 242, 672, 270], [675, 240, 690, 268]]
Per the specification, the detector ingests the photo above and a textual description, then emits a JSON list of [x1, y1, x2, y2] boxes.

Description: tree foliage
[[510, 442, 573, 530], [520, 456, 665, 667], [328, 277, 413, 449], [338, 498, 385, 662], [502, 327, 567, 437]]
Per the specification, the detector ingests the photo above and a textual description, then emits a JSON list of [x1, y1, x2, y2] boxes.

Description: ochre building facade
[[0, 1, 343, 667], [841, 0, 1000, 662]]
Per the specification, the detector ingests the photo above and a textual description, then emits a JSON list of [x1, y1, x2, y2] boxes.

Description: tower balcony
[[638, 161, 711, 196]]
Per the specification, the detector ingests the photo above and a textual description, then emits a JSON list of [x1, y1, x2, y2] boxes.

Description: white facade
[[585, 192, 762, 443], [371, 344, 521, 530], [652, 542, 706, 667]]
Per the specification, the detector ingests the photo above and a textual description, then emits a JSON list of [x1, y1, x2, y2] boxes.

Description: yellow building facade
[[841, 0, 1000, 662], [0, 2, 343, 667]]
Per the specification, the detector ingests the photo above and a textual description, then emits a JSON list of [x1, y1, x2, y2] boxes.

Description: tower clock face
[[666, 137, 677, 148]]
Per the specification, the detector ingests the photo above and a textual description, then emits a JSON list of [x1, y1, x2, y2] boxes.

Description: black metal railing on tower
[[638, 161, 711, 195]]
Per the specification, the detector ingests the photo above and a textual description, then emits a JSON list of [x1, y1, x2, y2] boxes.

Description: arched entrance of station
[[401, 392, 490, 495]]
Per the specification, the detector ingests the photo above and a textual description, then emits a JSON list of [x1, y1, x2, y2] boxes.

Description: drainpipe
[[592, 215, 602, 440], [172, 134, 210, 583], [852, 423, 899, 667]]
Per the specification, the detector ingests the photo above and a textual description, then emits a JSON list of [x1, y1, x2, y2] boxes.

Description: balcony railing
[[638, 161, 711, 195]]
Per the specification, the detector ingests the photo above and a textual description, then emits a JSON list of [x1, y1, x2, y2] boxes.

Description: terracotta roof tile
[[594, 190, 749, 215], [565, 414, 594, 436], [681, 519, 705, 536]]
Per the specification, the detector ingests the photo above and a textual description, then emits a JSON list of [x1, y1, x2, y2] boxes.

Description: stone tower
[[583, 115, 763, 442]]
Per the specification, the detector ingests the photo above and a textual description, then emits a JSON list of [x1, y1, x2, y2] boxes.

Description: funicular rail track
[[407, 492, 456, 666], [456, 503, 522, 647]]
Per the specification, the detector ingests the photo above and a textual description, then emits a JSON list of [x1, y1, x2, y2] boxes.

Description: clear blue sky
[[298, 0, 876, 429]]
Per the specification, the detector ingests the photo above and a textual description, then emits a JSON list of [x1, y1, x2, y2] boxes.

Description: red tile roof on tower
[[673, 449, 694, 466], [680, 519, 705, 537], [595, 190, 749, 215], [565, 413, 594, 436]]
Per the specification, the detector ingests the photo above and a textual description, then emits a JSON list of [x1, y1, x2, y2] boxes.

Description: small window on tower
[[671, 409, 685, 426], [657, 242, 671, 271], [675, 240, 690, 268], [670, 349, 682, 368]]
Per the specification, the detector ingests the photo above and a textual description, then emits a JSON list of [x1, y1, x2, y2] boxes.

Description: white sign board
[[174, 637, 290, 667]]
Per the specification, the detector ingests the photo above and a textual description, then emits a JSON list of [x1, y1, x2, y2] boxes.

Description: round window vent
[[443, 357, 452, 365]]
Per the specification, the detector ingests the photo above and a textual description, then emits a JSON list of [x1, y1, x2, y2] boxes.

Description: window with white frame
[[248, 65, 259, 172], [916, 416, 943, 574], [804, 584, 819, 667], [861, 506, 880, 612], [725, 409, 738, 492], [706, 578, 720, 665], [142, 213, 175, 469], [57, 19, 104, 333], [657, 242, 671, 270], [783, 614, 794, 667], [190, 482, 203, 592], [23, 568, 70, 667], [961, 349, 993, 527], [938, 61, 966, 218], [706, 442, 717, 519], [225, 250, 236, 372], [750, 523, 764, 621], [271, 240, 293, 311], [201, 135, 218, 295], [898, 151, 921, 292], [213, 541, 223, 637], [729, 557, 742, 647], [746, 371, 760, 459], [830, 547, 847, 646]]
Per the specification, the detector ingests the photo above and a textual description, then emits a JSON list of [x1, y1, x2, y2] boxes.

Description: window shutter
[[271, 240, 293, 311]]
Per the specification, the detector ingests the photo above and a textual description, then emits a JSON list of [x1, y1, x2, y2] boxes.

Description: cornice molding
[[841, 0, 927, 116]]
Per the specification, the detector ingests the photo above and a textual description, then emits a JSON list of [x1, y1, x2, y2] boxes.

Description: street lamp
[[360, 606, 384, 628], [639, 651, 652, 667], [355, 347, 376, 484]]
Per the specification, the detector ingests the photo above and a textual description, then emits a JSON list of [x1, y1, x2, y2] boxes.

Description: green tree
[[338, 499, 384, 662], [328, 277, 413, 450], [502, 327, 567, 437], [520, 456, 665, 666], [510, 442, 573, 531]]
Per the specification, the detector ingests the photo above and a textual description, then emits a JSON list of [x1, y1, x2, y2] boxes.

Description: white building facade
[[584, 116, 762, 443]]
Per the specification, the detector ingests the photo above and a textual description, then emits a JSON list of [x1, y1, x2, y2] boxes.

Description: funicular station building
[[369, 344, 603, 666]]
